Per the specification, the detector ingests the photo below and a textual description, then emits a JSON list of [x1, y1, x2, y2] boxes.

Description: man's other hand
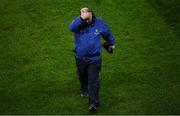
[[109, 45, 115, 51]]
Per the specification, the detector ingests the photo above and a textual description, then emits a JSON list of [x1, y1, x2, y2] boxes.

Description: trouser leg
[[87, 61, 101, 107], [75, 59, 88, 94]]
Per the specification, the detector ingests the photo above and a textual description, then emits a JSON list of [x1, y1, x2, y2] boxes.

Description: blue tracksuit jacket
[[69, 15, 115, 62]]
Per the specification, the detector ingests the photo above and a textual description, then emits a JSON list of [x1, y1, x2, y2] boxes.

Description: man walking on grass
[[69, 7, 115, 112]]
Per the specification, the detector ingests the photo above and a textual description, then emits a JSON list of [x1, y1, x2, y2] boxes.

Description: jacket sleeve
[[69, 16, 86, 32], [101, 21, 115, 45]]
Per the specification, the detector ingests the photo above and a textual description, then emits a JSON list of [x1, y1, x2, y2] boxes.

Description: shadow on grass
[[149, 0, 180, 38]]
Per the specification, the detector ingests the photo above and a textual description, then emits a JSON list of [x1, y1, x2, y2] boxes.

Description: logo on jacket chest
[[94, 29, 99, 35], [80, 28, 100, 36]]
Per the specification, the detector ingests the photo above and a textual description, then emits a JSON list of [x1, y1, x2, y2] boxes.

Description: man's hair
[[80, 7, 92, 13]]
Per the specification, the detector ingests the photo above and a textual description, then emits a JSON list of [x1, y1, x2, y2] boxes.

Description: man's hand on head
[[80, 12, 89, 20], [80, 10, 89, 20]]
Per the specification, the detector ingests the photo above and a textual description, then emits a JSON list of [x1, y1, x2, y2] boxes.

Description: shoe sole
[[89, 107, 97, 112]]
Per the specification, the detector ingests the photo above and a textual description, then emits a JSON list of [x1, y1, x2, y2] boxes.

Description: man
[[68, 7, 115, 111]]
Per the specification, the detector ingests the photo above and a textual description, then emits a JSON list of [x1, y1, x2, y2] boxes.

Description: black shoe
[[88, 104, 97, 112], [80, 93, 89, 97]]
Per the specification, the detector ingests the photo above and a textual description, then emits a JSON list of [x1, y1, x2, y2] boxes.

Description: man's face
[[80, 8, 92, 20]]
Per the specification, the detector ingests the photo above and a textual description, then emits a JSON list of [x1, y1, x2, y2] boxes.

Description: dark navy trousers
[[75, 58, 101, 107]]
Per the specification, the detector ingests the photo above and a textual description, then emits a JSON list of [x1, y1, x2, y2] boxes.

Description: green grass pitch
[[0, 0, 180, 114]]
